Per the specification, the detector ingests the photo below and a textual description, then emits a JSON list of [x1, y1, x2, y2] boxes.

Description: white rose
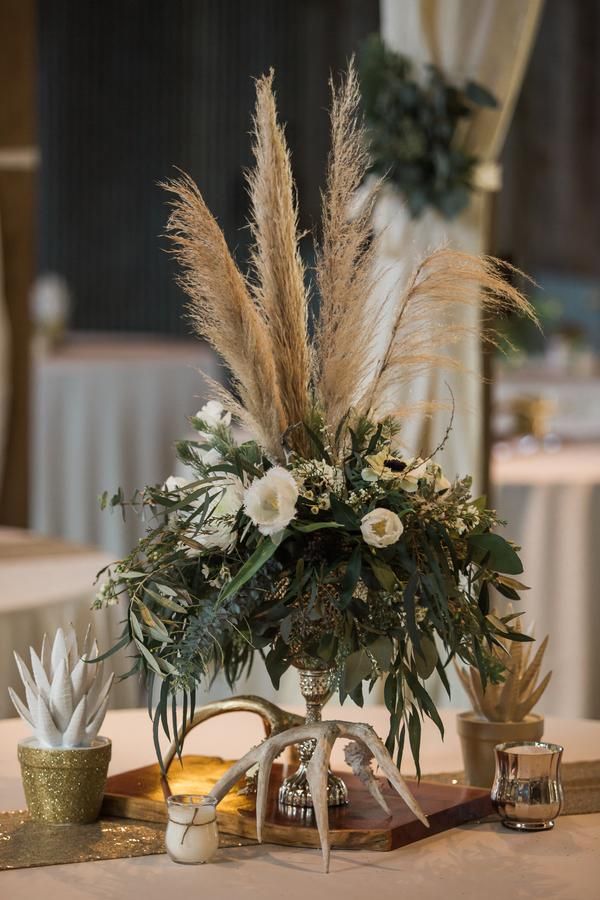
[[194, 400, 231, 435], [243, 467, 299, 536], [163, 475, 190, 494], [360, 508, 404, 548], [191, 474, 244, 551], [198, 447, 222, 467]]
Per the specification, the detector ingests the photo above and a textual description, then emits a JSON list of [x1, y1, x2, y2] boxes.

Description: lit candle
[[165, 794, 219, 864]]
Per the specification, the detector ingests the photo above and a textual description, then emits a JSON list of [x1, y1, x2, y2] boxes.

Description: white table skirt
[[0, 530, 141, 715], [1, 706, 599, 898], [493, 444, 600, 719], [30, 334, 220, 558]]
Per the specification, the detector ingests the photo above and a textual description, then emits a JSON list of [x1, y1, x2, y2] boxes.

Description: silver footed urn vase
[[278, 660, 348, 811]]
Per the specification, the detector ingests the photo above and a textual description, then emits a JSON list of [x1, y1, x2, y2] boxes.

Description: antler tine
[[342, 723, 429, 828], [344, 741, 391, 816], [306, 723, 339, 874], [255, 741, 283, 843], [211, 720, 427, 871], [211, 743, 266, 803]]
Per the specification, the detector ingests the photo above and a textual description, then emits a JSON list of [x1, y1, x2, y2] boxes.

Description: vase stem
[[278, 666, 348, 811]]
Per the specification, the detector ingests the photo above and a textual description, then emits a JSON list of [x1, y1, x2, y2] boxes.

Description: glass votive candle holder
[[165, 794, 219, 864], [492, 741, 564, 831]]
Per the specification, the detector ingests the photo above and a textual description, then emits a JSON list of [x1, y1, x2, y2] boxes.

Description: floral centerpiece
[[95, 65, 534, 779]]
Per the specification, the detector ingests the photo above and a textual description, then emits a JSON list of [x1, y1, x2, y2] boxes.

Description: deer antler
[[210, 720, 428, 873]]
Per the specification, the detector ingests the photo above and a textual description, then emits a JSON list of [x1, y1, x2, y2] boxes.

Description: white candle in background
[[165, 795, 219, 864]]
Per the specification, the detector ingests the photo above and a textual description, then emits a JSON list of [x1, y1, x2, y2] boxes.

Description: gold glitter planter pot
[[18, 737, 112, 824]]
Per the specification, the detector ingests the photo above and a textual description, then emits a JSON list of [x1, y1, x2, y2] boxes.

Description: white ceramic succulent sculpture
[[9, 625, 114, 748]]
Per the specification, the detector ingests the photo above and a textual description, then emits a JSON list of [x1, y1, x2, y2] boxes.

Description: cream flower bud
[[243, 467, 299, 536], [195, 400, 231, 430], [360, 508, 404, 548], [164, 475, 190, 494]]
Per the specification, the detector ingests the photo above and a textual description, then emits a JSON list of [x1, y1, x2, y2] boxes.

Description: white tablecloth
[[493, 444, 600, 719], [1, 706, 599, 898], [30, 334, 220, 557], [0, 528, 141, 716]]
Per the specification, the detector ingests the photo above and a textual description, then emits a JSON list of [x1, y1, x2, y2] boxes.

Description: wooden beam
[[0, 0, 37, 526]]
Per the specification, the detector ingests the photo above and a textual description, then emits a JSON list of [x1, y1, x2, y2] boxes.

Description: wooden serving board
[[103, 754, 493, 851]]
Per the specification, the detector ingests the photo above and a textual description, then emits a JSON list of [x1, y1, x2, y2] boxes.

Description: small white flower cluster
[[452, 504, 481, 535], [292, 459, 344, 513]]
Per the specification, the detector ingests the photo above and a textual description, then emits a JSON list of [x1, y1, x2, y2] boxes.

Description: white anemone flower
[[244, 467, 299, 536], [396, 459, 428, 493]]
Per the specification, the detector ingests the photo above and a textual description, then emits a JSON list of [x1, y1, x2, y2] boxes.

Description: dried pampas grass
[[314, 64, 383, 438], [360, 249, 538, 421], [247, 71, 311, 456], [163, 62, 536, 461], [163, 174, 286, 461]]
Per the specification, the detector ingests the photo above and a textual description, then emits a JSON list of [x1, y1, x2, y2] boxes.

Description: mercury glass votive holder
[[491, 741, 564, 831], [165, 794, 219, 864]]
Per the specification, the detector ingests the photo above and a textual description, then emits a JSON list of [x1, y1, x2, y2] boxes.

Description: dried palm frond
[[360, 248, 538, 421], [247, 71, 312, 456], [314, 63, 384, 442], [163, 174, 287, 460]]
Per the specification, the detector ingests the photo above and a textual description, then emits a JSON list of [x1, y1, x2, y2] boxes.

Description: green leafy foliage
[[96, 407, 526, 775], [359, 35, 497, 219]]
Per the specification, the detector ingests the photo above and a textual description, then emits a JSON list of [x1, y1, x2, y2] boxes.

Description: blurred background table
[[493, 442, 600, 719], [0, 527, 141, 716], [30, 334, 219, 556]]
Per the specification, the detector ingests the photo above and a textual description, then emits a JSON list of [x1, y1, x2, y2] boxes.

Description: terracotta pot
[[457, 712, 544, 787]]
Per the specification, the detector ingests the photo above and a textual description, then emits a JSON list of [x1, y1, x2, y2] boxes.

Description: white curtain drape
[[375, 0, 544, 485]]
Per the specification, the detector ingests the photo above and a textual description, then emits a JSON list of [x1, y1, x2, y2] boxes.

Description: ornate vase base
[[278, 765, 349, 810]]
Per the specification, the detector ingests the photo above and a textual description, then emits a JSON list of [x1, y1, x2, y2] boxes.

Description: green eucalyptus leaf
[[408, 710, 422, 780], [368, 557, 397, 592], [414, 634, 438, 679], [342, 648, 374, 695], [367, 635, 394, 671], [133, 638, 163, 675], [341, 545, 362, 605], [329, 495, 359, 528], [219, 537, 281, 602], [292, 521, 345, 533], [465, 80, 498, 108], [468, 533, 523, 575]]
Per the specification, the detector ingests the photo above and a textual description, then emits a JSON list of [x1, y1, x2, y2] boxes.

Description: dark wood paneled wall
[[497, 0, 600, 276], [0, 0, 36, 526], [38, 0, 379, 334]]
